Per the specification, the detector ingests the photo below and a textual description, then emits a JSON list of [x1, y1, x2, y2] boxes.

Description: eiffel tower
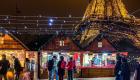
[[74, 0, 140, 49]]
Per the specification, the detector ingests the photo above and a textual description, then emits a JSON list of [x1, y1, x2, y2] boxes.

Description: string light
[[49, 23, 52, 26], [5, 30, 9, 34], [0, 15, 138, 36], [8, 21, 10, 24], [49, 19, 54, 23], [12, 30, 16, 33], [69, 14, 72, 18], [24, 26, 27, 29], [64, 20, 66, 23], [16, 32, 19, 34], [56, 31, 59, 35]]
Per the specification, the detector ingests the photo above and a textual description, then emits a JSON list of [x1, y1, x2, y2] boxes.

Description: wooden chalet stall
[[39, 35, 80, 79], [79, 37, 119, 78], [0, 32, 29, 67], [38, 35, 128, 79]]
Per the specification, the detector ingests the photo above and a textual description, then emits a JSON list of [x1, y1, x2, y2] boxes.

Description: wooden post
[[34, 51, 38, 80], [38, 51, 41, 79]]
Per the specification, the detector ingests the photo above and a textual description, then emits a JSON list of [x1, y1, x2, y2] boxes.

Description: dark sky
[[0, 0, 140, 17]]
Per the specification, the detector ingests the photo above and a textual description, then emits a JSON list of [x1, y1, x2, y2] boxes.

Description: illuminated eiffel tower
[[84, 0, 130, 19], [74, 0, 140, 49]]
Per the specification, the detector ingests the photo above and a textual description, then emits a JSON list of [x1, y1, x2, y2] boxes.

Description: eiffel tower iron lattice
[[74, 0, 140, 48]]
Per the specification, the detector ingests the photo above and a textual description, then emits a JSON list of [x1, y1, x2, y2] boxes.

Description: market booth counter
[[77, 52, 116, 78], [78, 53, 128, 78], [79, 67, 114, 78]]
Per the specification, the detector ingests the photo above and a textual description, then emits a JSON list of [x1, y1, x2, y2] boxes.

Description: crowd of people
[[1, 53, 140, 80], [115, 54, 140, 80], [47, 55, 76, 80], [0, 54, 31, 80]]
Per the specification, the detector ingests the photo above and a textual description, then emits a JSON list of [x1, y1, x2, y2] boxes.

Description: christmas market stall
[[39, 35, 80, 79], [0, 31, 29, 67]]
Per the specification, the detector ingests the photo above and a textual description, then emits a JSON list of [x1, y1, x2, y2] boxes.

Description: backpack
[[47, 60, 54, 71], [61, 61, 66, 69]]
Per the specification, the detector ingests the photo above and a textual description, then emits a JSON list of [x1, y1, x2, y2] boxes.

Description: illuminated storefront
[[40, 51, 81, 69], [39, 36, 129, 78], [39, 35, 80, 79], [0, 32, 29, 67], [26, 51, 38, 71], [82, 52, 116, 67]]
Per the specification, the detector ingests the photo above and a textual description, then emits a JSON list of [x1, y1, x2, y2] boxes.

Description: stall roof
[[0, 29, 29, 50], [40, 35, 80, 51], [84, 34, 140, 52], [85, 36, 116, 52]]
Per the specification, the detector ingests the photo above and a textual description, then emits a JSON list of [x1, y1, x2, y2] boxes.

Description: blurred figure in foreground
[[21, 68, 31, 80], [13, 56, 22, 79], [1, 54, 10, 80], [115, 54, 122, 80], [121, 58, 130, 80]]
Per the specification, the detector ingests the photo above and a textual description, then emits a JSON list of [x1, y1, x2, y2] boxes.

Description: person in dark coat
[[57, 56, 66, 80], [47, 56, 59, 80], [136, 63, 140, 80], [115, 54, 122, 80], [1, 54, 10, 80], [13, 56, 22, 79], [121, 58, 130, 80]]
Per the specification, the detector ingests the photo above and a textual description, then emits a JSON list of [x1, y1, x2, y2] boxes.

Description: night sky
[[0, 0, 139, 17]]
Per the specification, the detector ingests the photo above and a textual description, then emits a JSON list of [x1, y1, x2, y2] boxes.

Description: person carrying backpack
[[57, 56, 66, 80]]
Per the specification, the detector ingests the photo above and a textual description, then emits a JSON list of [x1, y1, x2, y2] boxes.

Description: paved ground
[[40, 77, 115, 80]]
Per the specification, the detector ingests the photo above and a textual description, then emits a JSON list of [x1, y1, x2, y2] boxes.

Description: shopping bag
[[6, 70, 14, 80]]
